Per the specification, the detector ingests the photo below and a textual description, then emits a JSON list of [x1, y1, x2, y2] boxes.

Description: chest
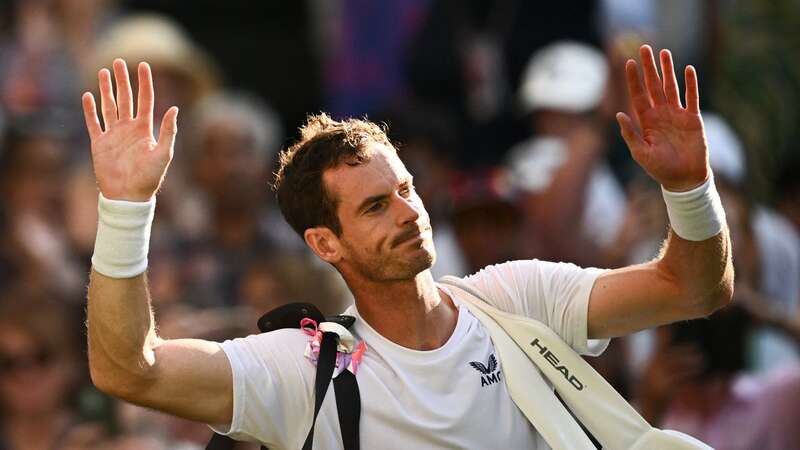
[[311, 323, 538, 449]]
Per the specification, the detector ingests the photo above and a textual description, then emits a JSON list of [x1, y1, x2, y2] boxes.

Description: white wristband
[[661, 175, 726, 241], [91, 193, 155, 278]]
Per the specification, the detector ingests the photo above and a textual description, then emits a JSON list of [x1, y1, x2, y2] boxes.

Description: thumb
[[157, 106, 179, 152], [616, 112, 648, 163]]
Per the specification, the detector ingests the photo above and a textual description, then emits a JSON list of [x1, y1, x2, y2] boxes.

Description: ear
[[304, 227, 343, 264]]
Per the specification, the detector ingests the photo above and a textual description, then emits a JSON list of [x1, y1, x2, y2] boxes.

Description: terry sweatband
[[91, 193, 155, 278], [661, 175, 726, 241]]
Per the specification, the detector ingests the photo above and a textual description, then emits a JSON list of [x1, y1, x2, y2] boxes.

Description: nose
[[395, 193, 421, 226]]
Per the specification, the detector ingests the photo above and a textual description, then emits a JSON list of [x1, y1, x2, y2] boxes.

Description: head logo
[[469, 354, 502, 387]]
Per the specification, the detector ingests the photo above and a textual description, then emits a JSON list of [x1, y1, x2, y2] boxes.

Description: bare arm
[[586, 45, 734, 338], [83, 60, 232, 424]]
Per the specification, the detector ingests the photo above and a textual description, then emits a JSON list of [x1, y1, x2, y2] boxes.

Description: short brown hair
[[273, 113, 393, 237]]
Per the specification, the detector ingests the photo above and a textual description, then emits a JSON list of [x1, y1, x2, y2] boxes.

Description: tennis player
[[82, 44, 731, 449]]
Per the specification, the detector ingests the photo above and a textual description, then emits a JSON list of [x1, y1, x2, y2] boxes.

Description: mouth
[[391, 226, 431, 248]]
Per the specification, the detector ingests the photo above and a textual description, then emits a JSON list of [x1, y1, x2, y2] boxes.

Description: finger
[[157, 106, 179, 151], [660, 49, 682, 108], [98, 68, 118, 127], [112, 59, 134, 120], [136, 62, 154, 122], [81, 92, 103, 140], [625, 60, 651, 120], [639, 44, 667, 105], [616, 112, 648, 163], [685, 65, 700, 114]]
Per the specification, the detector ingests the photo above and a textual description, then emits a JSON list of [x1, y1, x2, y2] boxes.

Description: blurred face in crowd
[[322, 145, 436, 282], [2, 135, 65, 214], [193, 120, 265, 204], [0, 325, 74, 417]]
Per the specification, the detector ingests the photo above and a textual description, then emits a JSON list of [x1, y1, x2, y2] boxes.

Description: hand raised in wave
[[82, 59, 178, 202]]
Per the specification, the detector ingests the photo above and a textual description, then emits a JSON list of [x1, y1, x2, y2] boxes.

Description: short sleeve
[[207, 329, 314, 447], [462, 259, 609, 355]]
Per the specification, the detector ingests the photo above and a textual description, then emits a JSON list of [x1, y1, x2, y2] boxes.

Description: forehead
[[323, 144, 410, 206]]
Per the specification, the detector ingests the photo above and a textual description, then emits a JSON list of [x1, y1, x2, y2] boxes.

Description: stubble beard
[[349, 238, 437, 283]]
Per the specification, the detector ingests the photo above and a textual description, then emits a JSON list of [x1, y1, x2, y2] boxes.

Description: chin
[[401, 245, 436, 278], [376, 250, 435, 281]]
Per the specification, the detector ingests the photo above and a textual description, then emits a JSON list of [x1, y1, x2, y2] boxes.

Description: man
[[82, 45, 732, 449]]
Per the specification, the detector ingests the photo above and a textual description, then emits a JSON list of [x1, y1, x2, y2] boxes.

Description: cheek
[[343, 218, 390, 254]]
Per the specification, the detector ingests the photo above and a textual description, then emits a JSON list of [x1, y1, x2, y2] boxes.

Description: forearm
[[657, 226, 733, 314], [87, 269, 161, 396], [587, 178, 734, 338], [86, 193, 161, 396], [656, 175, 734, 313]]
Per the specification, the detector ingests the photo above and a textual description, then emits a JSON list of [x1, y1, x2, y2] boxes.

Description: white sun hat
[[518, 41, 609, 114]]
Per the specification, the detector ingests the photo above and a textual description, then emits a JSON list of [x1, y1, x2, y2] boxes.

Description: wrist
[[91, 193, 156, 278], [661, 168, 710, 193], [99, 188, 155, 203], [661, 174, 726, 241]]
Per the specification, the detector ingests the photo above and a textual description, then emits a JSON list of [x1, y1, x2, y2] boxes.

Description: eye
[[399, 184, 414, 197], [365, 202, 385, 214]]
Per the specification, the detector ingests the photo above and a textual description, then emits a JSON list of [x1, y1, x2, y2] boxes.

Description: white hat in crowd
[[91, 14, 220, 103], [518, 41, 609, 114]]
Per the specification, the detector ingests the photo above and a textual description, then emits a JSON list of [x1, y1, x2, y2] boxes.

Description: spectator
[[0, 0, 79, 117], [504, 41, 631, 267], [448, 167, 522, 273], [637, 306, 800, 449], [702, 113, 800, 371], [177, 91, 308, 308], [0, 294, 102, 450], [0, 117, 83, 297]]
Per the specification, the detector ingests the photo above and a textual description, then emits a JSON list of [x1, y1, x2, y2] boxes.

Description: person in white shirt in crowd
[[701, 113, 800, 371], [81, 44, 732, 449], [505, 41, 632, 268]]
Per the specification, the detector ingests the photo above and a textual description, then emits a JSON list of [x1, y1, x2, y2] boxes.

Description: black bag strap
[[333, 370, 361, 450], [302, 331, 338, 449], [206, 303, 361, 450]]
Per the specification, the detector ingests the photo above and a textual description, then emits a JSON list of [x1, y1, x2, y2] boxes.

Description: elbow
[[692, 265, 735, 317], [90, 364, 154, 402], [88, 362, 118, 397], [88, 350, 154, 402], [695, 280, 734, 317]]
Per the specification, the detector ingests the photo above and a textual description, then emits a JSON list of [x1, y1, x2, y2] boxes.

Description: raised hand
[[82, 59, 178, 202], [616, 45, 709, 192]]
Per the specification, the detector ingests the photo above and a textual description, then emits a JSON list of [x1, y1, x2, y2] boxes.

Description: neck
[[348, 270, 458, 350]]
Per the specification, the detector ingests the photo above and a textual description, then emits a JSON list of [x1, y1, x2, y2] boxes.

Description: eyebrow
[[355, 177, 414, 214]]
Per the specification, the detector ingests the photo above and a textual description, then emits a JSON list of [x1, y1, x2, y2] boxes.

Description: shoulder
[[463, 259, 600, 292], [219, 329, 311, 372]]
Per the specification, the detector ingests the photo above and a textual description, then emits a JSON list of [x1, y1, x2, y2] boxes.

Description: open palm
[[616, 46, 709, 192], [82, 59, 178, 202]]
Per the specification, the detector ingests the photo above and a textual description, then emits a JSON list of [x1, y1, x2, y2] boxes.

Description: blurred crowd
[[0, 0, 798, 449]]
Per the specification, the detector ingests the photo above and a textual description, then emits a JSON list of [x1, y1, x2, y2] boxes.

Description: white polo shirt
[[209, 259, 608, 449]]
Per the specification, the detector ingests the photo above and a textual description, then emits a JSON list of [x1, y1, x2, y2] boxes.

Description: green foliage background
[[713, 0, 800, 202]]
